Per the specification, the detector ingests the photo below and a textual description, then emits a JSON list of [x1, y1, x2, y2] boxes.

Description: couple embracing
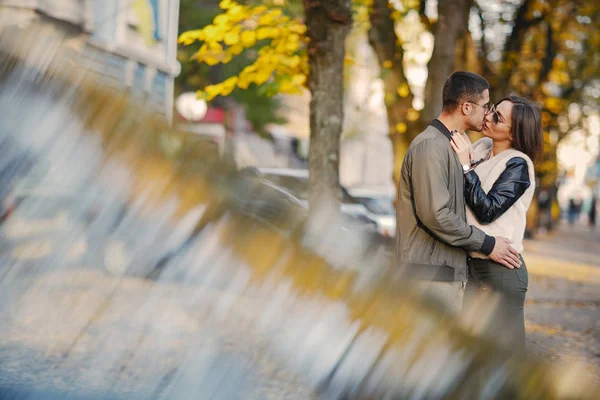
[[396, 71, 542, 350]]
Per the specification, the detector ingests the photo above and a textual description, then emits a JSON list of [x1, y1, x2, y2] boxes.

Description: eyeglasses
[[466, 101, 493, 113], [488, 104, 512, 129]]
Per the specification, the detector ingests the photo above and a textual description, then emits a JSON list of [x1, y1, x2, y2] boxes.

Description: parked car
[[233, 169, 376, 234], [347, 188, 397, 238], [145, 168, 378, 279], [249, 167, 378, 232]]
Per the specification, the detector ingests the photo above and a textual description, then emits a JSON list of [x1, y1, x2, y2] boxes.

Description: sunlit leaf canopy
[[179, 0, 599, 192]]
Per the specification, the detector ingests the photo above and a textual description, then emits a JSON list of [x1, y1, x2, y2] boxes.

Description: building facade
[[0, 0, 180, 120]]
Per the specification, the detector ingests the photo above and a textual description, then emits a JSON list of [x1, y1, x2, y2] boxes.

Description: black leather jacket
[[464, 157, 531, 224]]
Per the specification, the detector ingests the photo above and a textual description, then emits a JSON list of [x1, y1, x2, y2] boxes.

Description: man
[[396, 71, 521, 312]]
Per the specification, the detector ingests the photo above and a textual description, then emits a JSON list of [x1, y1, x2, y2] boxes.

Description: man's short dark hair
[[442, 72, 490, 112]]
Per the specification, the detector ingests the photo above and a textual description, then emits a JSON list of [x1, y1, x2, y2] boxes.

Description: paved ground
[[523, 222, 600, 383], [1, 213, 599, 396], [0, 215, 320, 399]]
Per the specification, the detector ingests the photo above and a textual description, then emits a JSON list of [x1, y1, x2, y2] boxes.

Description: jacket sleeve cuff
[[464, 170, 478, 183], [480, 235, 495, 255]]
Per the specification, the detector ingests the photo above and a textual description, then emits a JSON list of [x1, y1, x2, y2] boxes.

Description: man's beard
[[467, 119, 485, 132]]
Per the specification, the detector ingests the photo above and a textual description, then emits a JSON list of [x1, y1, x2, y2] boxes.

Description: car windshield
[[260, 174, 309, 200], [261, 173, 356, 204], [360, 197, 395, 215]]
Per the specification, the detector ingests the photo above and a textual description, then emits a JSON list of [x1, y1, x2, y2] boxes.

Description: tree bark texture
[[368, 0, 416, 190], [422, 0, 473, 123], [304, 0, 352, 222]]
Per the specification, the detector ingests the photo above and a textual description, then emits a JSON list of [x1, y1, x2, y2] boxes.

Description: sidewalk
[[523, 222, 600, 383], [524, 221, 600, 267]]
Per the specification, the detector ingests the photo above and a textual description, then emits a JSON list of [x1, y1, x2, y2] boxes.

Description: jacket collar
[[429, 119, 452, 141]]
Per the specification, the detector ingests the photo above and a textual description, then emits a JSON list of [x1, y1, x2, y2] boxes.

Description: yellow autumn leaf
[[252, 5, 268, 15], [279, 80, 302, 94], [397, 83, 410, 98], [289, 24, 307, 35], [391, 10, 402, 21], [544, 97, 563, 114], [224, 31, 239, 46], [214, 14, 229, 26], [241, 64, 257, 74], [207, 41, 224, 52], [279, 80, 294, 93], [220, 77, 238, 96], [291, 74, 306, 86], [285, 40, 299, 53], [396, 122, 407, 134], [271, 27, 282, 38], [257, 51, 273, 65], [238, 74, 252, 89], [219, 0, 234, 10], [344, 56, 355, 67], [203, 25, 223, 42], [228, 5, 246, 23], [383, 60, 393, 69], [241, 31, 256, 47], [254, 68, 273, 85], [286, 55, 301, 68], [230, 43, 244, 55], [259, 13, 274, 25], [178, 30, 204, 45], [256, 27, 271, 40], [205, 84, 223, 100], [203, 55, 221, 66], [542, 111, 551, 125], [406, 108, 420, 122], [271, 9, 283, 17]]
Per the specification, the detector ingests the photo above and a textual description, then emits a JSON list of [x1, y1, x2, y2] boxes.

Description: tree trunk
[[454, 31, 481, 74], [367, 0, 416, 190], [422, 0, 473, 123], [304, 0, 352, 224]]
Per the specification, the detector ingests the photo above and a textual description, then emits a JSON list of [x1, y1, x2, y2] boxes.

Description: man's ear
[[460, 102, 470, 115]]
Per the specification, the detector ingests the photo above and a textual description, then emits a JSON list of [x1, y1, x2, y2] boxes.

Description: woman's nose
[[485, 112, 494, 123]]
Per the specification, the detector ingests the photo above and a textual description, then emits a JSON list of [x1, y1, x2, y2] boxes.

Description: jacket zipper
[[429, 240, 436, 256]]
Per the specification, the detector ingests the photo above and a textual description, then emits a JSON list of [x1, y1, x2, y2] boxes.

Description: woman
[[450, 96, 543, 351]]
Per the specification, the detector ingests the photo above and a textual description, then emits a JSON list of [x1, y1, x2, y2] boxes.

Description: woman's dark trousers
[[465, 256, 528, 351]]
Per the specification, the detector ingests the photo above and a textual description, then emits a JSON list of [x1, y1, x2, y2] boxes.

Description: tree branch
[[503, 0, 544, 56], [303, 0, 352, 25], [497, 0, 547, 96], [537, 21, 555, 85], [474, 2, 493, 76], [368, 0, 405, 68]]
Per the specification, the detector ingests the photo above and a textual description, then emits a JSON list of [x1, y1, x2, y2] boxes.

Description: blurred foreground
[[0, 26, 598, 399]]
